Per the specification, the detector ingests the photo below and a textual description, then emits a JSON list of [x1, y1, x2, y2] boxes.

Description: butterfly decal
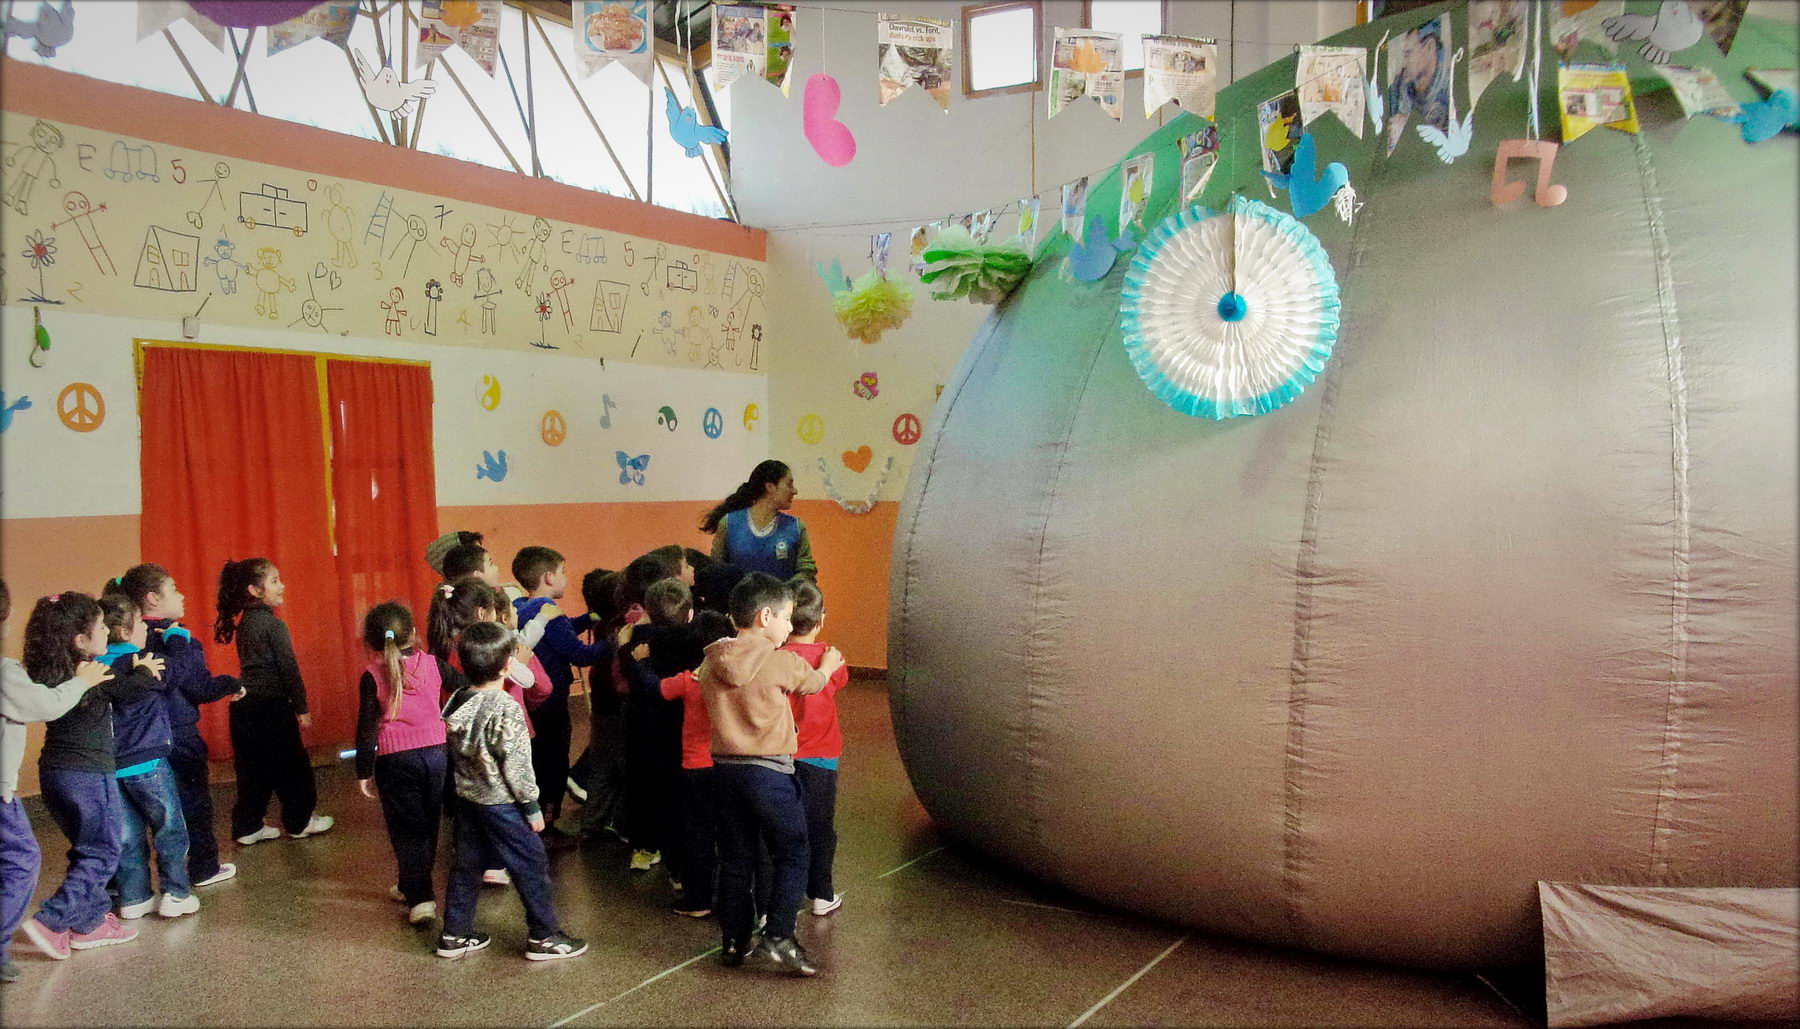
[[1262, 133, 1351, 218], [1416, 109, 1474, 163], [616, 451, 650, 486]]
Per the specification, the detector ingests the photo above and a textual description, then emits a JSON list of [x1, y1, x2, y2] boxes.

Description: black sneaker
[[719, 937, 750, 968], [435, 931, 492, 959], [754, 935, 818, 977], [525, 933, 588, 961]]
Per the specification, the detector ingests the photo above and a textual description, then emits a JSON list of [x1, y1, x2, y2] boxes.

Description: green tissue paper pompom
[[919, 226, 1034, 304], [833, 270, 914, 344]]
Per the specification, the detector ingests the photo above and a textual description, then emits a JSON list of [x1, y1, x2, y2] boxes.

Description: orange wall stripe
[[1, 62, 765, 262]]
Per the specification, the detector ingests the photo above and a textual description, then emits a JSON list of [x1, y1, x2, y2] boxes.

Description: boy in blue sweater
[[511, 546, 610, 846]]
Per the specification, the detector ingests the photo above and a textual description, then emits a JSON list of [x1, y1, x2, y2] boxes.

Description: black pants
[[168, 728, 221, 880], [714, 762, 808, 944], [677, 767, 717, 906], [623, 692, 683, 854], [443, 799, 560, 939], [227, 695, 317, 838], [376, 745, 446, 905], [580, 691, 627, 837], [794, 762, 838, 901], [528, 697, 570, 825]]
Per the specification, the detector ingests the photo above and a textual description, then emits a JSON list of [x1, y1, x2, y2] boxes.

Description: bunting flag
[[417, 0, 501, 76], [878, 15, 953, 110], [1655, 63, 1739, 117], [1467, 0, 1528, 108], [1694, 0, 1751, 56], [714, 4, 798, 95], [137, 0, 225, 51], [1050, 28, 1124, 120], [1061, 177, 1089, 243], [267, 2, 357, 56], [1296, 45, 1367, 138], [1551, 1, 1624, 60], [574, 0, 654, 84], [1558, 62, 1640, 143], [1017, 196, 1042, 247], [1142, 34, 1218, 119]]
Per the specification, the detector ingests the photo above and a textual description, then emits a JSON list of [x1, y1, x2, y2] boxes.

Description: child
[[95, 589, 197, 920], [780, 578, 849, 918], [355, 602, 464, 925], [18, 592, 161, 959], [214, 559, 332, 844], [439, 621, 586, 961], [697, 572, 843, 976], [511, 547, 609, 845], [115, 564, 242, 888], [0, 580, 112, 982], [619, 577, 704, 875], [576, 568, 627, 841], [658, 609, 735, 919]]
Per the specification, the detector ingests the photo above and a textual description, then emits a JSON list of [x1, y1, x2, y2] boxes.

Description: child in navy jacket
[[510, 547, 610, 841]]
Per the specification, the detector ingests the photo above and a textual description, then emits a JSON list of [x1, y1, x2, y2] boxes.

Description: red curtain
[[139, 348, 342, 757], [324, 359, 440, 692]]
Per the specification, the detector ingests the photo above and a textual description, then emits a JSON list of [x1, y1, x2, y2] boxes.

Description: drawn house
[[133, 226, 201, 292], [239, 183, 309, 235]]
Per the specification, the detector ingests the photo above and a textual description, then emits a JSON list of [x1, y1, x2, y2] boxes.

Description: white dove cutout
[[354, 49, 438, 118], [1366, 30, 1389, 136], [1603, 0, 1702, 65], [1416, 47, 1473, 163]]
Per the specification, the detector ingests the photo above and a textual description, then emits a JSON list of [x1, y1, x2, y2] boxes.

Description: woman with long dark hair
[[700, 460, 816, 581]]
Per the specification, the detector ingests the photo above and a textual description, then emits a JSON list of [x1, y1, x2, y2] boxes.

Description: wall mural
[[0, 113, 768, 371]]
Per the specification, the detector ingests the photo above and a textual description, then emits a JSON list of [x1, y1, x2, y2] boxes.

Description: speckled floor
[[1, 680, 1756, 1028]]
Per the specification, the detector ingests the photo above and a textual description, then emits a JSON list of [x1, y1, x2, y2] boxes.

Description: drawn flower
[[535, 294, 553, 321], [22, 231, 56, 269], [425, 279, 444, 301]]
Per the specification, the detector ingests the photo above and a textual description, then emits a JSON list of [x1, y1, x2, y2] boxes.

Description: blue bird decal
[[0, 391, 31, 433], [1066, 215, 1138, 282], [616, 451, 650, 486], [475, 449, 508, 482], [4, 0, 74, 59], [1262, 133, 1351, 219], [666, 88, 729, 159], [1718, 89, 1797, 144]]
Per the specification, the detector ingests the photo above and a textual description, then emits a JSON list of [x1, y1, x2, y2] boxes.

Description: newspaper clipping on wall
[[878, 14, 953, 110], [573, 0, 653, 83], [1142, 35, 1218, 119], [1296, 45, 1367, 138], [1050, 28, 1123, 120]]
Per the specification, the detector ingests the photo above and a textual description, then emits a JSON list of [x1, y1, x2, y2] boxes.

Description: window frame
[[1079, 0, 1169, 80], [961, 0, 1043, 99]]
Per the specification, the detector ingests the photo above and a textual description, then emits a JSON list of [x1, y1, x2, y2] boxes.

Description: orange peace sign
[[892, 412, 922, 445], [58, 382, 106, 433], [540, 409, 567, 446]]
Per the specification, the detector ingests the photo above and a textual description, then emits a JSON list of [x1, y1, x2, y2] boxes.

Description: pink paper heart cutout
[[804, 74, 857, 168]]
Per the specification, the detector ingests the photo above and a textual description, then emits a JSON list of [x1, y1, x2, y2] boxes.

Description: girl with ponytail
[[701, 460, 818, 581], [354, 602, 463, 925]]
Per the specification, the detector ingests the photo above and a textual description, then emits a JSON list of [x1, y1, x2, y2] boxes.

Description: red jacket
[[659, 670, 712, 770], [781, 641, 848, 761]]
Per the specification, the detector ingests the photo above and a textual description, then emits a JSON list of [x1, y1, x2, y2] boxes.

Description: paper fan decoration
[[919, 225, 1033, 304], [833, 269, 914, 344], [1120, 197, 1339, 419]]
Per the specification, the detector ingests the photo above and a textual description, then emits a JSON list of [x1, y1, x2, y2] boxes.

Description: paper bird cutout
[[1066, 215, 1137, 282], [616, 451, 650, 486], [1603, 0, 1702, 65], [1716, 88, 1797, 143], [354, 50, 437, 118], [666, 87, 729, 158], [1417, 109, 1474, 163], [0, 391, 31, 432], [1262, 133, 1350, 218], [4, 0, 74, 58], [1367, 72, 1385, 134], [475, 449, 508, 482]]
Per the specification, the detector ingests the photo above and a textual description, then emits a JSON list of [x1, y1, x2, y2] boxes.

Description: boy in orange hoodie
[[696, 572, 842, 977]]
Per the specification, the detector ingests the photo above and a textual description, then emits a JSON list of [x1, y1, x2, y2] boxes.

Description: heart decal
[[804, 73, 857, 168], [841, 445, 872, 472]]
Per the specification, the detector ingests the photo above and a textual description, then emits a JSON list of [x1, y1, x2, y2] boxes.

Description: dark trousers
[[1, 798, 40, 963], [375, 745, 447, 905], [528, 698, 570, 824], [35, 766, 123, 934], [794, 761, 838, 902], [714, 761, 808, 943], [443, 799, 560, 939], [623, 694, 683, 855], [168, 728, 222, 880], [228, 695, 317, 838], [580, 693, 627, 837], [677, 767, 717, 906]]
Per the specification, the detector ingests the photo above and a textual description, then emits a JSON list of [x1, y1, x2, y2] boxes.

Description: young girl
[[18, 592, 162, 959], [95, 589, 197, 920], [115, 563, 242, 888], [214, 559, 331, 845], [1, 580, 111, 983], [356, 603, 465, 925]]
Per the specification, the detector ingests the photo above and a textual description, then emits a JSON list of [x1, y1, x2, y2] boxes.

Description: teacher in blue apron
[[702, 459, 817, 581]]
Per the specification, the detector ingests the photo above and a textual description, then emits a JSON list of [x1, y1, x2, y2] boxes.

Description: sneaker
[[672, 901, 712, 919], [118, 896, 159, 920], [481, 868, 511, 886], [158, 893, 200, 918], [629, 849, 660, 871], [21, 917, 70, 960], [290, 814, 335, 839], [0, 958, 19, 983], [811, 894, 843, 917], [408, 901, 437, 926], [235, 825, 280, 846], [565, 776, 589, 803], [669, 878, 683, 892], [753, 935, 819, 977], [388, 885, 407, 903], [193, 863, 238, 887], [435, 931, 492, 959], [719, 937, 750, 968], [525, 933, 588, 961], [70, 913, 139, 950]]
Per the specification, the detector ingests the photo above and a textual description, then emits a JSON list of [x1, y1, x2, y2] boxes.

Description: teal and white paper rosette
[[1120, 196, 1340, 420]]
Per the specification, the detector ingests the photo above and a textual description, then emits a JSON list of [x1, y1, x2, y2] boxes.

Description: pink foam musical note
[[1491, 140, 1568, 208], [804, 74, 857, 168]]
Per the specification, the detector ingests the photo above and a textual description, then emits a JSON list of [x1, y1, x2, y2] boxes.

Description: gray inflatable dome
[[888, 18, 1798, 971]]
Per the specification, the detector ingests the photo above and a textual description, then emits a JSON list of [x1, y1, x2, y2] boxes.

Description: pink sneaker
[[22, 916, 71, 960], [70, 912, 139, 950]]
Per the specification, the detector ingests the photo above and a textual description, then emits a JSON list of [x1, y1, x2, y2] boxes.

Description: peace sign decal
[[892, 412, 922, 446], [540, 409, 567, 447], [702, 407, 724, 439], [58, 382, 106, 433]]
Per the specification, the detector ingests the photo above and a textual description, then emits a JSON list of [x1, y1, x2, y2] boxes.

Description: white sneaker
[[118, 896, 159, 920], [193, 863, 237, 887], [481, 868, 510, 886], [629, 849, 660, 871], [158, 893, 200, 918], [235, 825, 280, 846], [811, 894, 843, 917], [565, 776, 589, 803], [407, 901, 437, 925], [290, 814, 334, 839], [388, 885, 407, 903]]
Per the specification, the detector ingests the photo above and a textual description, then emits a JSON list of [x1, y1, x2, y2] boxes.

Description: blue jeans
[[714, 761, 808, 943], [115, 759, 192, 905], [35, 765, 123, 934], [1, 798, 41, 963], [443, 799, 560, 939]]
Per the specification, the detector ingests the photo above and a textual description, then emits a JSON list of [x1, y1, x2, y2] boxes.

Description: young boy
[[660, 609, 735, 919], [779, 578, 849, 918], [510, 547, 608, 846], [696, 572, 843, 976], [439, 621, 586, 961]]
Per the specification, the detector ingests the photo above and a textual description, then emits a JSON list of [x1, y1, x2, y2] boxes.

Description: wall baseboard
[[850, 665, 889, 681]]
